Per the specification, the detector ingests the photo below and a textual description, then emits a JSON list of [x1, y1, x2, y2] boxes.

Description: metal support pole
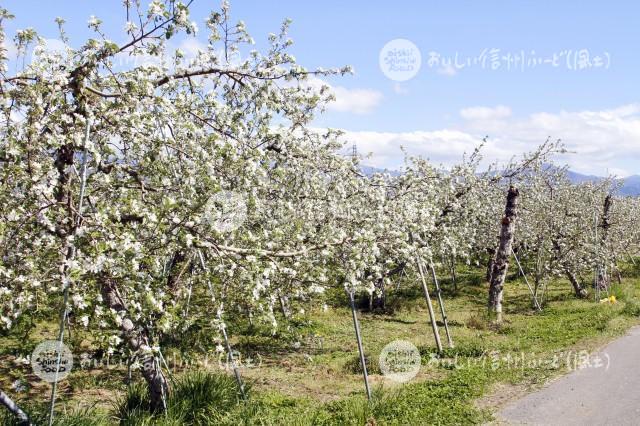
[[347, 290, 371, 401], [427, 262, 454, 348], [512, 248, 542, 311], [197, 249, 246, 399], [49, 119, 92, 426], [416, 258, 443, 353], [0, 390, 31, 425], [220, 320, 246, 399]]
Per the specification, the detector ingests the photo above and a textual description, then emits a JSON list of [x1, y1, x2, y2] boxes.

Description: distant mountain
[[618, 175, 640, 196], [360, 164, 640, 196], [359, 165, 402, 177], [563, 169, 640, 197], [565, 169, 604, 184]]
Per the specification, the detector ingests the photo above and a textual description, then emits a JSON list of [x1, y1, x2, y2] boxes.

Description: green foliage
[[419, 342, 487, 359], [622, 299, 640, 317], [116, 371, 246, 425], [0, 404, 109, 426], [343, 352, 381, 375]]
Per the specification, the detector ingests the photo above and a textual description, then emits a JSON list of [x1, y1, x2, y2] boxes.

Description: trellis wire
[[48, 119, 92, 426]]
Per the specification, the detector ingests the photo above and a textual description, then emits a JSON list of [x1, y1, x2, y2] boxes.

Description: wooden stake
[[347, 290, 371, 401]]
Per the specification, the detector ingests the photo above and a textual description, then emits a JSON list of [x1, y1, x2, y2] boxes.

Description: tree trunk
[[370, 278, 386, 312], [551, 239, 588, 299], [614, 263, 623, 285], [596, 194, 613, 290], [100, 277, 169, 412], [450, 255, 458, 292], [488, 186, 519, 322], [0, 389, 31, 425], [564, 268, 588, 298], [278, 291, 291, 320], [486, 248, 496, 282]]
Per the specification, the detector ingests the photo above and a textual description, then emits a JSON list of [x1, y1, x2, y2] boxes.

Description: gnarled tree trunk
[[551, 239, 588, 298], [100, 277, 169, 412], [596, 194, 613, 290], [488, 186, 519, 322], [564, 268, 588, 298], [486, 247, 496, 283]]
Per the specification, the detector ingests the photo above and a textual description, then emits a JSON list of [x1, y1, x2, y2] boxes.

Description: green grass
[[2, 266, 640, 425]]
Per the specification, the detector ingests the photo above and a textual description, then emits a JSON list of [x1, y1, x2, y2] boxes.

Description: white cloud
[[460, 105, 512, 121], [341, 129, 486, 170], [306, 76, 383, 115], [341, 104, 640, 177], [329, 86, 383, 114]]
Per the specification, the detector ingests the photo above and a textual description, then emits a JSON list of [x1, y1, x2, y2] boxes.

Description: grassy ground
[[2, 263, 640, 425]]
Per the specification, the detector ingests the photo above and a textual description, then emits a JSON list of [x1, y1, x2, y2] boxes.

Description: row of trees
[[1, 0, 639, 417]]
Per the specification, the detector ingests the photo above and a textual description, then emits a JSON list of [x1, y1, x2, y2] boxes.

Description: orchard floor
[[2, 266, 640, 425]]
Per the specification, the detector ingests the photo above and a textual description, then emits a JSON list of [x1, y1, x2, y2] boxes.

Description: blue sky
[[3, 1, 640, 176]]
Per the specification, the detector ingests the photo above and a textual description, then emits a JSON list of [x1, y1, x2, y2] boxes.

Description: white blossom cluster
[[0, 2, 638, 360]]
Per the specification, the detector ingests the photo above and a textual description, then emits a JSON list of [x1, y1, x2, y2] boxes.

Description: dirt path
[[497, 326, 640, 425]]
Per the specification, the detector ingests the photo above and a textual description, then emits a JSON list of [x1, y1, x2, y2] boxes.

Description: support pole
[[512, 248, 542, 311], [416, 258, 443, 353], [49, 119, 92, 426], [220, 320, 246, 400], [197, 249, 246, 399], [0, 389, 31, 425], [347, 290, 371, 401], [427, 262, 454, 348]]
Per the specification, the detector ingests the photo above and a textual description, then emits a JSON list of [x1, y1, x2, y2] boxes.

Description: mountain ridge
[[359, 165, 640, 196]]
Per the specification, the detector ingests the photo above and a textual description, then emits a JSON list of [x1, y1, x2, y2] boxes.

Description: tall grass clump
[[115, 371, 245, 425]]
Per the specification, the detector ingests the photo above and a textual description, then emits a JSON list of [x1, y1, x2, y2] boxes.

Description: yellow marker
[[599, 295, 617, 304]]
